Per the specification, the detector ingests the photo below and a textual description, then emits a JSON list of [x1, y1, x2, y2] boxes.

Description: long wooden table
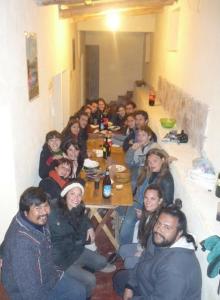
[[83, 134, 133, 249]]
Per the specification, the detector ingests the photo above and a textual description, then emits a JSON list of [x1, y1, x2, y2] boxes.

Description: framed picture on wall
[[25, 32, 39, 100]]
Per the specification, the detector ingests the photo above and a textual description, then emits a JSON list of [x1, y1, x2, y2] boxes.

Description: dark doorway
[[85, 45, 99, 101]]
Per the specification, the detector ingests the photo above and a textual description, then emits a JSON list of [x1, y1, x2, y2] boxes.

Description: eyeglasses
[[154, 220, 177, 232]]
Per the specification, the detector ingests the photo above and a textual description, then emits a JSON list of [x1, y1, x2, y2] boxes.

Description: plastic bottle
[[102, 168, 112, 199], [149, 91, 156, 106]]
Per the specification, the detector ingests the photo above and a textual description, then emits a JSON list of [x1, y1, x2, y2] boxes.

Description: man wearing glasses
[[113, 206, 202, 300]]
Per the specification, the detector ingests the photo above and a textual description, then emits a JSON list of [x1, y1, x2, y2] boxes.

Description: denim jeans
[[65, 248, 107, 297], [48, 273, 86, 300], [119, 206, 138, 245], [112, 269, 140, 297], [118, 243, 140, 269]]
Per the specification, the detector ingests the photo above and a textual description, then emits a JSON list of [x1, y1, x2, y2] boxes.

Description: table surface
[[82, 134, 133, 208]]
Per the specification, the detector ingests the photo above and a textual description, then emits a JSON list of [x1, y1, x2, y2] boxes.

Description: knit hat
[[61, 182, 84, 197]]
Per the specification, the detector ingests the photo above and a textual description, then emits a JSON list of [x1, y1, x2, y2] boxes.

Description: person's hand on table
[[123, 288, 133, 300], [86, 228, 95, 243]]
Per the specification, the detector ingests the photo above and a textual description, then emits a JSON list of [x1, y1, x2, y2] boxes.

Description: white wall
[[0, 0, 78, 241], [146, 0, 220, 170], [85, 31, 145, 101], [144, 1, 220, 298]]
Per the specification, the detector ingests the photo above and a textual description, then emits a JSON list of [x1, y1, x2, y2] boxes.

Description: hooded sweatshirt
[[127, 236, 202, 300]]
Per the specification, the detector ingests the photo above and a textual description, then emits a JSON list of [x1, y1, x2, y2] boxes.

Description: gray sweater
[[128, 236, 202, 300], [1, 212, 62, 300]]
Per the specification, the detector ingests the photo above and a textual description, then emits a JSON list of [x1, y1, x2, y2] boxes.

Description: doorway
[[85, 45, 99, 101]]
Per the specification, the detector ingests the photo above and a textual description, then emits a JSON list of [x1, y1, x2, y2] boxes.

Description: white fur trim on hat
[[61, 182, 84, 197]]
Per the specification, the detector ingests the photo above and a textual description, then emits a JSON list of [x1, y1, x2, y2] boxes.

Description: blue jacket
[[134, 171, 174, 209], [1, 212, 61, 300]]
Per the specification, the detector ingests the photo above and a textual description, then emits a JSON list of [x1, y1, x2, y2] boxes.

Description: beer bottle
[[103, 112, 109, 130], [215, 173, 220, 198], [103, 137, 110, 159], [99, 112, 104, 131], [102, 168, 112, 199]]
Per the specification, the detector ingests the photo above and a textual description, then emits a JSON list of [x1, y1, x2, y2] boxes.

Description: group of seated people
[[0, 96, 202, 300]]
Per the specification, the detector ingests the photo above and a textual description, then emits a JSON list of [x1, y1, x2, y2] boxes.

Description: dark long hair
[[58, 180, 86, 232], [61, 118, 80, 140], [138, 184, 164, 248]]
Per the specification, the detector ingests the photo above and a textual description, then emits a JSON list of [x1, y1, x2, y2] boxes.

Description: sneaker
[[84, 242, 97, 252], [99, 263, 116, 273]]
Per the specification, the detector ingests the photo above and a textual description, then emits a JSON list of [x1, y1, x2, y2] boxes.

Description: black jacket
[[39, 177, 61, 201], [39, 144, 58, 179], [48, 205, 92, 270]]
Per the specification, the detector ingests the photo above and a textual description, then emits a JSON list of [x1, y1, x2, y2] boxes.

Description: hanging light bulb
[[106, 10, 120, 31]]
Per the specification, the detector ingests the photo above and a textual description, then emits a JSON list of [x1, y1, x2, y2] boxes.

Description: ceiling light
[[106, 10, 120, 31]]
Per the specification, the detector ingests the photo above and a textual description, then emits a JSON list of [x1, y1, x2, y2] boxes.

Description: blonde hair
[[137, 148, 169, 186]]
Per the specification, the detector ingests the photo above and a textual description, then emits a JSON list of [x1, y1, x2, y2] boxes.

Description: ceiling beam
[[60, 5, 163, 18], [36, 0, 175, 6], [59, 0, 173, 17]]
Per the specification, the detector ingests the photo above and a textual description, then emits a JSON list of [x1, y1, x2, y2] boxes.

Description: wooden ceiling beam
[[36, 0, 175, 6], [60, 5, 163, 18], [59, 0, 170, 16]]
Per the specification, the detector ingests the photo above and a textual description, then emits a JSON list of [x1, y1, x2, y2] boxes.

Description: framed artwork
[[25, 32, 39, 100]]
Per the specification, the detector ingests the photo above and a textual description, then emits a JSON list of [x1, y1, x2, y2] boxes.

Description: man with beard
[[113, 206, 202, 300], [1, 187, 86, 300]]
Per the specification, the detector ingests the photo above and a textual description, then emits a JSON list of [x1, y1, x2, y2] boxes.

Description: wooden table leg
[[90, 208, 119, 250]]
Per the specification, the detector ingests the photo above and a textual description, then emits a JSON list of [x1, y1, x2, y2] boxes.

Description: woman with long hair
[[61, 139, 82, 178], [48, 180, 115, 299], [119, 148, 174, 245], [119, 184, 164, 269], [62, 118, 80, 141], [62, 118, 87, 160]]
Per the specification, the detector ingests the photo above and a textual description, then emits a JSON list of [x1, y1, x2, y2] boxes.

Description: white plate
[[83, 159, 99, 169], [109, 164, 126, 173]]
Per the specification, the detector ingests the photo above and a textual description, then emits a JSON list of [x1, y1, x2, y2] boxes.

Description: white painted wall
[[85, 31, 145, 101], [0, 0, 78, 241], [146, 0, 220, 170], [143, 1, 220, 298]]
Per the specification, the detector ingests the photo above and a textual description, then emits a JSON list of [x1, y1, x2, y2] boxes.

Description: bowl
[[160, 118, 176, 129], [114, 172, 130, 184]]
